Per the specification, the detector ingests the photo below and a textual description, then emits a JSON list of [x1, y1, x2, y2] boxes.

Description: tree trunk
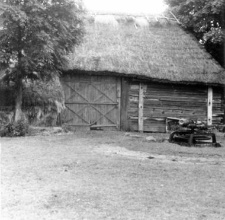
[[223, 41, 225, 123], [222, 9, 225, 124], [14, 78, 23, 122]]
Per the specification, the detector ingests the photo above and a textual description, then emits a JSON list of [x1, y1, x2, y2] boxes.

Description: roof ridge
[[86, 12, 180, 25]]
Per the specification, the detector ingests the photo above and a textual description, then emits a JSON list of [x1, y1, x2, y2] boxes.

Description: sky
[[82, 0, 168, 14]]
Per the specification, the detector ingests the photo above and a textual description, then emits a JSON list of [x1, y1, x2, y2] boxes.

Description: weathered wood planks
[[126, 80, 223, 132], [138, 83, 147, 132], [62, 74, 224, 132], [207, 87, 213, 125], [120, 78, 130, 131], [61, 74, 120, 129]]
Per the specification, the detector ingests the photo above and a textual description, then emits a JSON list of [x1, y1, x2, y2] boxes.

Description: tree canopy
[[165, 0, 225, 66], [0, 0, 85, 121], [0, 0, 85, 80]]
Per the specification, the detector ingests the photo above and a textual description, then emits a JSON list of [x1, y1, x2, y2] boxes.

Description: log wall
[[125, 80, 223, 132]]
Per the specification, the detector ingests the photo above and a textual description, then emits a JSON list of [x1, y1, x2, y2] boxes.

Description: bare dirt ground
[[1, 131, 225, 220]]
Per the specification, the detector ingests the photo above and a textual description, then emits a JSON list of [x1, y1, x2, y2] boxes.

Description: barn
[[61, 14, 225, 132]]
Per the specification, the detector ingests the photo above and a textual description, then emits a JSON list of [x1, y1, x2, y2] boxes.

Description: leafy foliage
[[0, 0, 85, 122], [0, 111, 11, 126], [0, 0, 85, 81], [165, 0, 225, 66], [0, 118, 29, 137], [0, 77, 64, 126]]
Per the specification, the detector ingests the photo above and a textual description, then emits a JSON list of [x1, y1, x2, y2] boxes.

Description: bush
[[0, 111, 12, 125], [0, 120, 29, 137]]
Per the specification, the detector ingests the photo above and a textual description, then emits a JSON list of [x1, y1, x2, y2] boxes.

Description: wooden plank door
[[61, 75, 121, 130]]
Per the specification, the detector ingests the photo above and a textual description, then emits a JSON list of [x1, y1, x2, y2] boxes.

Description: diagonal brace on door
[[66, 105, 90, 124], [65, 83, 89, 103], [92, 84, 117, 104], [90, 84, 116, 103], [90, 105, 117, 125]]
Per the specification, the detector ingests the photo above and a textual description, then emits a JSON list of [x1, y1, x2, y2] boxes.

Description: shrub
[[1, 120, 29, 137], [0, 111, 12, 125]]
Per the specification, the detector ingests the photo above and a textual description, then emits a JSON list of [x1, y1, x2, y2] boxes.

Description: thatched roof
[[66, 14, 225, 85], [22, 77, 65, 110]]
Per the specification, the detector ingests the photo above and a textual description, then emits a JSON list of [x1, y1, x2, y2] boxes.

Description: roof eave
[[63, 69, 225, 87]]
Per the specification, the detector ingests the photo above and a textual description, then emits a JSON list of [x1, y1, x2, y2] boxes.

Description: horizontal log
[[145, 83, 206, 90], [129, 111, 207, 117], [149, 102, 206, 107], [144, 97, 207, 102], [131, 94, 221, 103], [91, 124, 117, 128], [144, 105, 207, 111], [129, 116, 166, 121], [145, 91, 207, 96], [65, 102, 118, 105], [159, 98, 207, 102], [143, 109, 206, 114], [66, 124, 90, 126], [146, 90, 206, 95], [143, 113, 207, 118], [212, 109, 223, 112], [144, 100, 207, 105], [143, 111, 207, 116]]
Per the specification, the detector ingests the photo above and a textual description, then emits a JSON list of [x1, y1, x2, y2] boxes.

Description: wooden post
[[207, 87, 213, 126], [138, 83, 144, 132], [221, 9, 225, 123], [120, 78, 130, 131], [117, 77, 121, 130], [223, 87, 225, 124]]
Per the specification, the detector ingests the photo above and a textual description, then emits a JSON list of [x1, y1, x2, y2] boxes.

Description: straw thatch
[[0, 77, 65, 125], [0, 10, 3, 31], [22, 77, 65, 126], [22, 77, 64, 110], [0, 77, 64, 106], [66, 15, 225, 85]]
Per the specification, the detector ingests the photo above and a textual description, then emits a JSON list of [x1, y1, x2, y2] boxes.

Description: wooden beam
[[221, 9, 225, 123], [117, 77, 121, 130], [65, 102, 118, 105], [90, 124, 117, 128], [120, 78, 130, 131], [207, 87, 213, 126], [138, 83, 146, 132], [129, 116, 165, 121]]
